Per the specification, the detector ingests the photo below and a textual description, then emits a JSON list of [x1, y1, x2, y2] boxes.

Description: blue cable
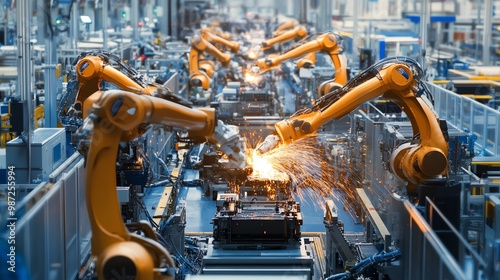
[[325, 249, 401, 280]]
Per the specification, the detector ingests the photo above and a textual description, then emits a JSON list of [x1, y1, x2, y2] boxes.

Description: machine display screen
[[54, 143, 61, 164]]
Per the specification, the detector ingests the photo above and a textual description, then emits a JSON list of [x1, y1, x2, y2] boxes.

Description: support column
[[103, 0, 108, 50], [44, 39, 58, 128], [419, 0, 431, 69], [483, 0, 493, 65], [159, 0, 169, 36], [17, 0, 34, 182], [131, 0, 139, 41], [318, 0, 332, 32], [298, 0, 307, 24], [353, 0, 359, 59], [70, 0, 79, 48]]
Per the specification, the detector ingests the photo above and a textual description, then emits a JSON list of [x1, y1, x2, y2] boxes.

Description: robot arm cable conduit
[[73, 89, 246, 279], [257, 56, 449, 189]]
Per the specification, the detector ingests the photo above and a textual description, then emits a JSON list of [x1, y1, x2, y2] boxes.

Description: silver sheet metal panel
[[6, 128, 66, 183]]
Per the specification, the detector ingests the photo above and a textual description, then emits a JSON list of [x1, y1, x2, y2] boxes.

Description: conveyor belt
[[311, 236, 326, 277]]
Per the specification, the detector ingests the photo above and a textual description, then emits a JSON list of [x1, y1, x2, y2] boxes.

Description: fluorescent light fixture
[[80, 15, 92, 24]]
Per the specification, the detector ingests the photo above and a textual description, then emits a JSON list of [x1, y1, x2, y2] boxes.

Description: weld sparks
[[248, 134, 335, 197], [247, 134, 362, 216]]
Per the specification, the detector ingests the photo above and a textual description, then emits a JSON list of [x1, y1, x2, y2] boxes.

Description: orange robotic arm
[[261, 25, 307, 51], [273, 19, 299, 37], [200, 28, 240, 53], [207, 25, 232, 40], [74, 89, 246, 279], [296, 52, 316, 70], [257, 33, 348, 87], [257, 57, 449, 187], [189, 36, 231, 90], [75, 54, 164, 106]]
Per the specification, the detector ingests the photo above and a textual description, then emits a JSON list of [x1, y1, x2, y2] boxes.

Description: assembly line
[[1, 0, 500, 280]]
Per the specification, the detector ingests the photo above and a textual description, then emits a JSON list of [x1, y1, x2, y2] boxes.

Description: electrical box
[[6, 128, 66, 183], [117, 186, 130, 203], [10, 101, 28, 135], [0, 103, 8, 114], [484, 194, 500, 278]]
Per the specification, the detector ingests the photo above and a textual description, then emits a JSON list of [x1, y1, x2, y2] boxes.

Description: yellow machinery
[[34, 105, 44, 129], [296, 52, 316, 70], [0, 104, 44, 147], [195, 28, 240, 86], [59, 52, 188, 127], [261, 25, 308, 51], [206, 23, 232, 41], [257, 33, 349, 96], [200, 28, 240, 53], [0, 104, 14, 147], [189, 36, 231, 90], [73, 89, 246, 279], [272, 19, 299, 37], [74, 53, 169, 107], [69, 49, 247, 278], [257, 57, 449, 190]]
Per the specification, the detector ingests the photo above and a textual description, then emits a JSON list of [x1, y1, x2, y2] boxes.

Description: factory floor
[[177, 185, 364, 233], [144, 148, 364, 235]]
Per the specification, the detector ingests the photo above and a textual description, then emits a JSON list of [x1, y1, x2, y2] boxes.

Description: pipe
[[3, 5, 8, 45], [159, 0, 169, 36], [43, 0, 59, 129], [353, 0, 359, 60], [17, 0, 33, 182], [299, 0, 307, 24], [70, 0, 79, 49], [152, 152, 170, 176], [482, 0, 493, 65], [419, 0, 430, 69], [131, 0, 139, 41], [103, 0, 108, 50], [318, 0, 332, 32]]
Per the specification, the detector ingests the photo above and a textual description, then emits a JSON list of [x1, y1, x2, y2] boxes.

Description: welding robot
[[189, 35, 234, 90], [257, 56, 449, 191], [58, 51, 192, 130], [272, 18, 300, 37], [260, 24, 308, 52], [69, 52, 246, 279], [73, 90, 246, 279], [194, 27, 241, 84], [200, 27, 240, 53], [257, 32, 350, 97]]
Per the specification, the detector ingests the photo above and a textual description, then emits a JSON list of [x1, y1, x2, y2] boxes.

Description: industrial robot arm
[[206, 24, 232, 40], [200, 28, 240, 53], [60, 51, 191, 129], [273, 19, 299, 37], [257, 57, 449, 187], [189, 36, 231, 90], [74, 89, 246, 279], [261, 25, 308, 51], [257, 33, 349, 94], [296, 51, 316, 70], [74, 52, 168, 106]]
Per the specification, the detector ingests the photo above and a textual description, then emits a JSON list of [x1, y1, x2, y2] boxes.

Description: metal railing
[[428, 82, 500, 157], [2, 157, 90, 280], [403, 199, 468, 280], [425, 197, 488, 280]]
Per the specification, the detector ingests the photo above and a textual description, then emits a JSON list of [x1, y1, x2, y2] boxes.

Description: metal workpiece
[[212, 198, 302, 246], [202, 236, 314, 278]]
